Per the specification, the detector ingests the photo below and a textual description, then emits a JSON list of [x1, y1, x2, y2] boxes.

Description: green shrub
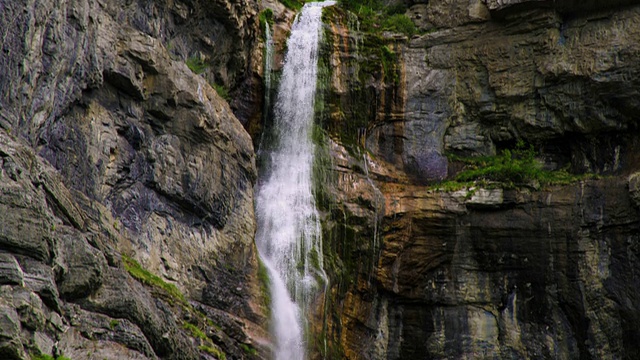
[[186, 56, 207, 74], [338, 0, 416, 36], [449, 141, 600, 188], [382, 14, 416, 36], [122, 255, 186, 303], [454, 143, 540, 184]]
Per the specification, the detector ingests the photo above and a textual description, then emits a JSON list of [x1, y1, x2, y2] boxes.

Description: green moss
[[32, 355, 56, 360], [199, 345, 227, 359], [257, 257, 271, 318], [279, 0, 304, 10], [183, 322, 208, 340], [380, 45, 399, 84], [109, 319, 119, 329], [186, 56, 208, 74], [240, 343, 258, 355], [211, 82, 230, 101], [259, 9, 274, 32], [122, 255, 186, 303]]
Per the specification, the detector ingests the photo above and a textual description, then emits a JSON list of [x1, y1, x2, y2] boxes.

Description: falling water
[[255, 2, 334, 359]]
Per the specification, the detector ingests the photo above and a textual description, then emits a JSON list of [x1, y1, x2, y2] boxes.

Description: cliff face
[[319, 1, 640, 359], [3, 0, 640, 359], [0, 0, 268, 359]]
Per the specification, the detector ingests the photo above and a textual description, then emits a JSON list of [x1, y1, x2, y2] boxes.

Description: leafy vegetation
[[211, 82, 230, 101], [259, 8, 274, 31], [280, 0, 305, 10], [338, 0, 416, 36], [446, 141, 600, 189], [122, 255, 186, 303], [186, 56, 208, 74], [382, 14, 416, 37]]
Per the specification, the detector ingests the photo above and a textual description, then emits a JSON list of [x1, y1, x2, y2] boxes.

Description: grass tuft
[[183, 322, 208, 340], [199, 345, 227, 359], [240, 343, 258, 355], [211, 82, 230, 101], [186, 56, 208, 74], [445, 141, 601, 189], [122, 255, 186, 303]]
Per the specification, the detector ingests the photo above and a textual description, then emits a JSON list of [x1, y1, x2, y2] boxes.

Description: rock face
[[329, 174, 640, 360], [318, 1, 640, 359], [0, 0, 268, 359]]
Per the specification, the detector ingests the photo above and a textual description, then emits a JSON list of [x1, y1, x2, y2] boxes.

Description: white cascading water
[[255, 2, 334, 359]]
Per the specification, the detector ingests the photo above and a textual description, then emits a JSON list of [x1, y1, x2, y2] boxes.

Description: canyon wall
[[2, 0, 640, 359], [318, 1, 640, 359], [0, 0, 268, 359]]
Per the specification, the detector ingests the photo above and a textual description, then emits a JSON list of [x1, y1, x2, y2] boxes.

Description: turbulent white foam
[[255, 2, 334, 359]]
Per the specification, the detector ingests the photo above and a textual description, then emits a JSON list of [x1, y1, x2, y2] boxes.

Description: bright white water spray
[[255, 2, 334, 359]]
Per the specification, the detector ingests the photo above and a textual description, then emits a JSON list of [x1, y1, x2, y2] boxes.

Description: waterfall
[[255, 2, 334, 359]]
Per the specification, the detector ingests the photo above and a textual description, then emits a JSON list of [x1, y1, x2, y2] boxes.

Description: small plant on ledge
[[186, 56, 208, 75], [445, 141, 600, 190]]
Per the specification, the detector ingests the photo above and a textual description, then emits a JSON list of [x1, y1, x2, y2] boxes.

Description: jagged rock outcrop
[[0, 0, 268, 359], [318, 1, 640, 359]]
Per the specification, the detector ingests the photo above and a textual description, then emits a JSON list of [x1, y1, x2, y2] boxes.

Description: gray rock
[[56, 228, 106, 300], [0, 302, 25, 360], [18, 257, 60, 313], [11, 288, 47, 332], [466, 188, 504, 208], [0, 253, 24, 286], [32, 332, 55, 356], [630, 172, 640, 208], [79, 267, 198, 359], [0, 0, 266, 358]]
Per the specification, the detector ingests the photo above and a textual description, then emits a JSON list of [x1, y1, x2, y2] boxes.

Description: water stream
[[255, 2, 334, 359]]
